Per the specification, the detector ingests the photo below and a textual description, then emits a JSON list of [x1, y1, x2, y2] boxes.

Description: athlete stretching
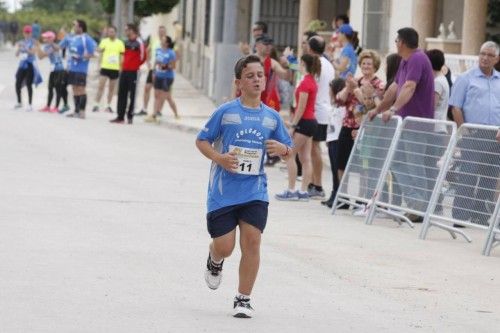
[[196, 54, 292, 318]]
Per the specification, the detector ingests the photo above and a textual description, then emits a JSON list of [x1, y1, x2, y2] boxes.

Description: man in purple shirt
[[368, 27, 435, 222]]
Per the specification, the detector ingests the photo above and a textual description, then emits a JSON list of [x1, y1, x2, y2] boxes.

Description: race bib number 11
[[229, 145, 263, 175]]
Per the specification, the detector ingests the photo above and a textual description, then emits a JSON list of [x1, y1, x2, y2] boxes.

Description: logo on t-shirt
[[235, 128, 264, 141]]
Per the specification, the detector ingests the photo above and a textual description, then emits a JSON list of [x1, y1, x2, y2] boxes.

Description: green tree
[[100, 0, 179, 17], [24, 0, 106, 17], [0, 0, 7, 12], [487, 0, 500, 43]]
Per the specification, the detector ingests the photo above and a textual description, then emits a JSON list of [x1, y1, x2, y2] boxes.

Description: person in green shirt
[[92, 26, 125, 113]]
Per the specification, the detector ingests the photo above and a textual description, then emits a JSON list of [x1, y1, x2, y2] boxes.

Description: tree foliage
[[487, 0, 500, 44], [0, 9, 106, 39], [100, 0, 180, 17], [23, 0, 106, 17]]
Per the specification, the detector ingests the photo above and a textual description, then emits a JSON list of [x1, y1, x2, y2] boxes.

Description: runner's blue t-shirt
[[66, 33, 96, 74], [197, 98, 292, 213], [17, 38, 36, 67], [43, 44, 64, 72], [154, 47, 176, 79], [339, 43, 357, 78]]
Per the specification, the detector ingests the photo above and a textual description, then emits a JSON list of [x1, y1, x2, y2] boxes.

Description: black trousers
[[116, 70, 137, 120], [15, 63, 34, 104]]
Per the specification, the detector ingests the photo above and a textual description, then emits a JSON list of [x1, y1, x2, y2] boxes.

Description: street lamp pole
[[114, 0, 122, 36], [128, 0, 135, 24]]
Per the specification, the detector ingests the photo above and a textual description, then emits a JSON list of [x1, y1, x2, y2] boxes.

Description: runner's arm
[[196, 139, 239, 172]]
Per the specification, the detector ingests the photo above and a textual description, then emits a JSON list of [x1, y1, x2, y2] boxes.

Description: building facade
[[172, 0, 490, 105]]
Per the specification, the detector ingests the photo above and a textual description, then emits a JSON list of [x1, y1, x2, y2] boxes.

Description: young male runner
[[92, 26, 124, 113], [196, 55, 292, 318]]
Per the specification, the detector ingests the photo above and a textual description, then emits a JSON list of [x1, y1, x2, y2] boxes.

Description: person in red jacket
[[110, 23, 146, 124]]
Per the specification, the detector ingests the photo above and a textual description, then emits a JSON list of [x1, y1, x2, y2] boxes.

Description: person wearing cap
[[92, 26, 125, 113], [37, 31, 67, 113], [64, 19, 97, 119], [14, 25, 37, 111], [333, 24, 357, 79]]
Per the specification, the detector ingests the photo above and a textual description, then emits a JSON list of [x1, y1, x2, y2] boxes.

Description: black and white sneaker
[[204, 254, 223, 290], [233, 295, 254, 318]]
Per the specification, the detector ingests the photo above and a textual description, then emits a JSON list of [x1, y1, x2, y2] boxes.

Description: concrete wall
[[140, 8, 180, 41], [388, 0, 413, 52]]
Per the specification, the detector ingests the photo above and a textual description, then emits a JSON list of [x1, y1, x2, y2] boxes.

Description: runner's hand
[[215, 151, 239, 172], [266, 140, 286, 157], [496, 130, 500, 142]]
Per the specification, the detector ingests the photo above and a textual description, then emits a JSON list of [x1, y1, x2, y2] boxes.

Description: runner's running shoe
[[233, 295, 254, 318], [275, 190, 299, 201], [135, 109, 148, 116], [109, 118, 125, 124], [205, 254, 223, 290], [308, 187, 325, 199], [59, 105, 70, 113], [297, 191, 310, 202]]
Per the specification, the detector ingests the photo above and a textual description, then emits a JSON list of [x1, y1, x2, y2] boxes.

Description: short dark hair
[[254, 21, 268, 33], [426, 49, 445, 71], [108, 25, 117, 32], [127, 23, 138, 34], [234, 55, 262, 79], [76, 19, 87, 33], [335, 14, 350, 24], [308, 36, 325, 54], [330, 78, 346, 96], [397, 27, 419, 49], [303, 30, 318, 40]]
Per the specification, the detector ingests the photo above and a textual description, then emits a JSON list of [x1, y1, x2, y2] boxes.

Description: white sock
[[236, 293, 250, 300]]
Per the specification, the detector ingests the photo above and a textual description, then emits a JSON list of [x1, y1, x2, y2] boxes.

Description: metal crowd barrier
[[419, 124, 500, 253], [484, 199, 500, 256], [365, 117, 457, 229], [332, 115, 402, 215]]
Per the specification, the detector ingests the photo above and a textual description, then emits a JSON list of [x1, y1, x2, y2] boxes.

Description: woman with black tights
[[15, 25, 37, 111]]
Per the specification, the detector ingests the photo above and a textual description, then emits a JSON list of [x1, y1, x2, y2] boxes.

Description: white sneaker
[[353, 205, 368, 217], [25, 105, 33, 112], [13, 103, 22, 109], [204, 254, 223, 290], [233, 295, 254, 318]]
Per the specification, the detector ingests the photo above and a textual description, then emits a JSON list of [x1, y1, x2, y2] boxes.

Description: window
[[362, 0, 389, 52], [204, 0, 211, 45], [191, 0, 197, 42]]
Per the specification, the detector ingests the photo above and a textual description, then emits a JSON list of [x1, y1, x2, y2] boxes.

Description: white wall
[[388, 0, 413, 52], [140, 7, 180, 40], [350, 0, 364, 42]]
